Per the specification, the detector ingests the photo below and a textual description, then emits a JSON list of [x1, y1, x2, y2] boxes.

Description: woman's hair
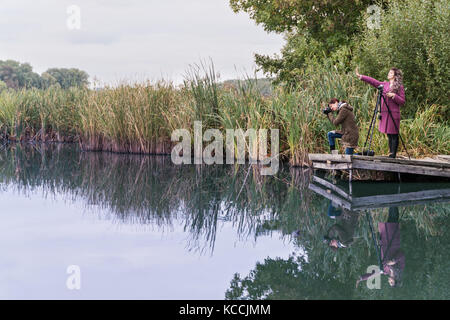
[[389, 67, 403, 93], [328, 98, 348, 106], [328, 98, 339, 106], [389, 264, 403, 287]]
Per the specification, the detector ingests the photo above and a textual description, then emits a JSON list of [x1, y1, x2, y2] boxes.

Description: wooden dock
[[309, 175, 450, 211], [308, 154, 450, 181]]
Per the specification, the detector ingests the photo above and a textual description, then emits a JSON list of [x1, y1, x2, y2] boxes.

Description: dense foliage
[[354, 0, 450, 108], [0, 60, 89, 90], [231, 0, 450, 110]]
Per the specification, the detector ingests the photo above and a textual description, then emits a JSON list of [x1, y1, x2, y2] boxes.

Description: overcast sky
[[0, 0, 285, 85]]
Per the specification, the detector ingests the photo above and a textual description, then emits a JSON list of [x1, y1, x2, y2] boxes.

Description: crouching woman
[[324, 98, 359, 155]]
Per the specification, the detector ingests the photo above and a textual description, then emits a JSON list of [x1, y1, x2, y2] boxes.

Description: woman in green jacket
[[324, 98, 359, 155]]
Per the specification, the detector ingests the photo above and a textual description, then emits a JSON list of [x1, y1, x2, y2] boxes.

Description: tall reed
[[0, 64, 448, 163]]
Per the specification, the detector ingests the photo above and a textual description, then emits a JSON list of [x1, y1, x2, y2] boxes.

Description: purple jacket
[[359, 222, 405, 282], [360, 75, 406, 134], [378, 222, 405, 274]]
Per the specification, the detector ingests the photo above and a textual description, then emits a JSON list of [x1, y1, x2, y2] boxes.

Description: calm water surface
[[0, 144, 449, 299]]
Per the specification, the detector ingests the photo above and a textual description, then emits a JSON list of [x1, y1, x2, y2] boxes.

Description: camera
[[322, 106, 332, 115]]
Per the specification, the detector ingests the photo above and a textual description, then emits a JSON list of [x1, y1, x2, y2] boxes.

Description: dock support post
[[349, 169, 353, 195]]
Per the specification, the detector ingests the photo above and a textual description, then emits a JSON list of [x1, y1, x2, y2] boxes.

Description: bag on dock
[[356, 149, 375, 156]]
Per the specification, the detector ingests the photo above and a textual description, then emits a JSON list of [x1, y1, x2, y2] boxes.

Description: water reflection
[[226, 175, 449, 299], [323, 203, 360, 250], [1, 145, 312, 256], [357, 207, 404, 288], [1, 144, 449, 299]]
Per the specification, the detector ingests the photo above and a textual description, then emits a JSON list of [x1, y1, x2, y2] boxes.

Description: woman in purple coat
[[356, 207, 404, 288], [356, 67, 406, 158]]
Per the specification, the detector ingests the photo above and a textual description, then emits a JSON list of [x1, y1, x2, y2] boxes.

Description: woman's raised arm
[[355, 67, 383, 88], [360, 75, 383, 88]]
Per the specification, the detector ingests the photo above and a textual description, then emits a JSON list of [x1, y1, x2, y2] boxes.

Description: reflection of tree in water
[[226, 204, 450, 300], [1, 144, 449, 298], [0, 144, 306, 253], [226, 252, 358, 300]]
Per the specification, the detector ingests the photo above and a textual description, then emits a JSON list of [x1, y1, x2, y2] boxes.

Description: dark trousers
[[387, 134, 399, 157], [327, 131, 354, 155], [388, 207, 399, 223], [327, 201, 342, 218]]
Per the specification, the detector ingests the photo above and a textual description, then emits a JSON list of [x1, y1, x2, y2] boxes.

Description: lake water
[[0, 144, 449, 299]]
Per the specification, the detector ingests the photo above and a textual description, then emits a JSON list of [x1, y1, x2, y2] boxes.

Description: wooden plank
[[352, 159, 450, 178], [436, 155, 450, 163], [309, 183, 450, 210], [351, 188, 450, 209], [312, 162, 352, 170], [312, 175, 352, 201], [353, 155, 450, 169], [308, 183, 352, 210], [352, 197, 450, 210], [308, 153, 352, 163]]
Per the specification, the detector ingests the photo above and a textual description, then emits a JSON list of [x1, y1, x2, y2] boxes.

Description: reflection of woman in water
[[323, 201, 360, 250], [357, 207, 405, 287]]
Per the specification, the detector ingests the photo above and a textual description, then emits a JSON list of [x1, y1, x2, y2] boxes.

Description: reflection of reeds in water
[[0, 144, 448, 260], [2, 144, 450, 296], [0, 145, 305, 253]]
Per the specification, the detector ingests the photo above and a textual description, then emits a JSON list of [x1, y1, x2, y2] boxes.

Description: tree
[[354, 0, 450, 106], [225, 255, 355, 300], [229, 0, 386, 86], [0, 80, 7, 93], [40, 72, 59, 89], [0, 60, 42, 89], [44, 68, 89, 89], [0, 60, 90, 90]]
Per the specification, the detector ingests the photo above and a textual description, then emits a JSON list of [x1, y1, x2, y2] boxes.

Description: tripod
[[362, 85, 410, 159], [366, 212, 383, 271]]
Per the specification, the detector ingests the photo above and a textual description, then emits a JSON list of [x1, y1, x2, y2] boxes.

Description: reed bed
[[0, 65, 448, 164]]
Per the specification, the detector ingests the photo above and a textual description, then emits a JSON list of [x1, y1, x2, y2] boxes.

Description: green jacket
[[327, 103, 359, 149], [326, 209, 360, 247]]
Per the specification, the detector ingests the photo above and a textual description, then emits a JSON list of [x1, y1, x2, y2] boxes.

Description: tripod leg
[[368, 90, 384, 154], [381, 95, 411, 159], [368, 111, 377, 153], [363, 106, 377, 152]]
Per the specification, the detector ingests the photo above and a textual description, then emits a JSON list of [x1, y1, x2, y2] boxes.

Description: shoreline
[[2, 140, 449, 183]]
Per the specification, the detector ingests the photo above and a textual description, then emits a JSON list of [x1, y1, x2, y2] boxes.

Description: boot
[[387, 134, 393, 157], [389, 135, 399, 158], [330, 145, 335, 153], [393, 135, 399, 157]]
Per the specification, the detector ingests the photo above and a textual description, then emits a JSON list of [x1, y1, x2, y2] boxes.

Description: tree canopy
[[0, 60, 89, 90], [42, 68, 89, 89], [229, 0, 385, 86], [0, 60, 42, 89], [230, 0, 449, 107]]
